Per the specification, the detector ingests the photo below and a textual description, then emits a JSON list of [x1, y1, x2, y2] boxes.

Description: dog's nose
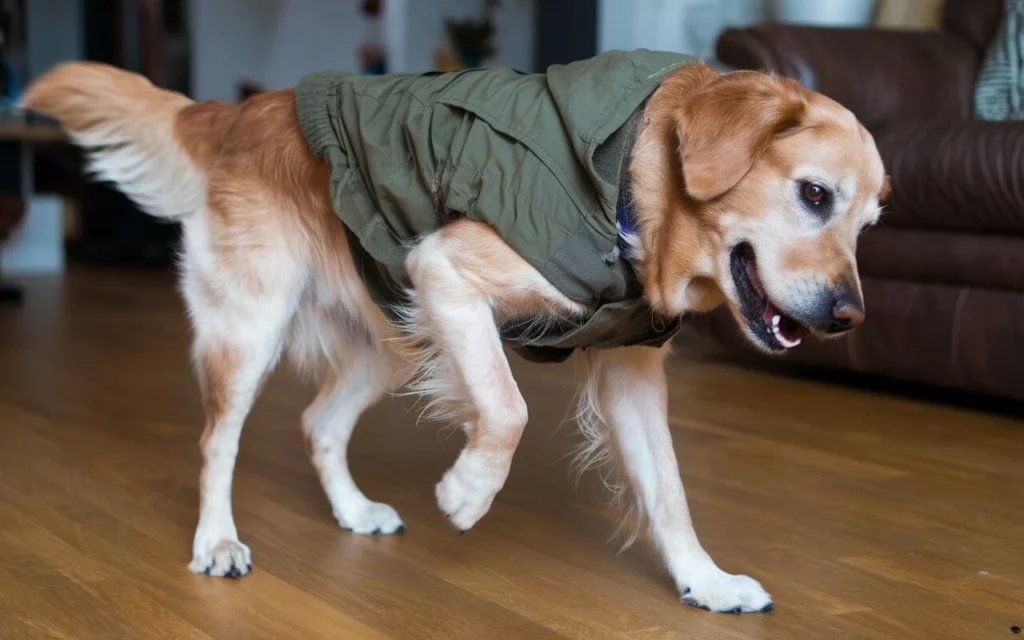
[[829, 295, 865, 334]]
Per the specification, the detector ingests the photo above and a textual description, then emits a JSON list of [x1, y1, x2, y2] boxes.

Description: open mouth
[[729, 243, 810, 351]]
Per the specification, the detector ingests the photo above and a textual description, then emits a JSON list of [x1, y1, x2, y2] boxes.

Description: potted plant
[[444, 0, 500, 68]]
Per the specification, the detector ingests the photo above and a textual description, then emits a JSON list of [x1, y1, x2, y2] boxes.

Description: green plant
[[445, 0, 501, 65]]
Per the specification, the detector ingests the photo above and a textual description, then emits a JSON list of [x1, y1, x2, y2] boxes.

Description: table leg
[[0, 140, 32, 303]]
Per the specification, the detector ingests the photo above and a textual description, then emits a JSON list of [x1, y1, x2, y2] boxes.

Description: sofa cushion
[[715, 27, 977, 127], [876, 120, 1024, 234], [858, 228, 1024, 292], [944, 0, 1004, 54]]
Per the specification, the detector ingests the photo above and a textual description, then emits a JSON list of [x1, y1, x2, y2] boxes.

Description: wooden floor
[[1, 269, 1022, 640]]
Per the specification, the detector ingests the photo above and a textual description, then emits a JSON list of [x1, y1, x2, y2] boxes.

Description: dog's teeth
[[772, 314, 781, 327], [771, 322, 802, 348]]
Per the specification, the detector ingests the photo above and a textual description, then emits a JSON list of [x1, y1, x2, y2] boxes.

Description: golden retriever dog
[[23, 55, 886, 614]]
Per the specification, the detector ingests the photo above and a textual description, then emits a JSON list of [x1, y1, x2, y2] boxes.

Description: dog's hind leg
[[302, 339, 405, 535], [183, 214, 305, 579]]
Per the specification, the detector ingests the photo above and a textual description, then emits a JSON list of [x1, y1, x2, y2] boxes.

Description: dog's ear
[[678, 72, 806, 202], [878, 175, 892, 203]]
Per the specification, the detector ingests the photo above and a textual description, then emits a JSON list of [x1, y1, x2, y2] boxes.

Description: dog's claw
[[759, 602, 774, 613], [678, 570, 771, 613]]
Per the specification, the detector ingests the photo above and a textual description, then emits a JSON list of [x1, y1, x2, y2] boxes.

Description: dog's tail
[[22, 61, 238, 220]]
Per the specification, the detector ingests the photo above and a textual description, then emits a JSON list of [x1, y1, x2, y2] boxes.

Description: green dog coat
[[295, 49, 696, 363]]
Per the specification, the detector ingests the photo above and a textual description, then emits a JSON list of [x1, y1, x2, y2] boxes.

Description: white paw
[[188, 538, 252, 579], [681, 569, 773, 614], [338, 501, 406, 535], [435, 450, 508, 532]]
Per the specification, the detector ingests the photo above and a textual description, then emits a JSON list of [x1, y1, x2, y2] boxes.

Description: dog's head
[[638, 66, 887, 354]]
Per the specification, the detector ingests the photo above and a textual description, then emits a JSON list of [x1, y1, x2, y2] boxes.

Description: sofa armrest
[[716, 25, 980, 126]]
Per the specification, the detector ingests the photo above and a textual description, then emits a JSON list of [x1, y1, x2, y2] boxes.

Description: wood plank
[[0, 269, 1022, 638]]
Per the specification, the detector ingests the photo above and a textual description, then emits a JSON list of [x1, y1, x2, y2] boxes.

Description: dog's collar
[[615, 104, 645, 262], [616, 191, 639, 257]]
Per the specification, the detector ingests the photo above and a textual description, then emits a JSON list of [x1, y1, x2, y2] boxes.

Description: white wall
[[492, 0, 535, 70], [191, 0, 536, 102], [598, 0, 767, 59], [190, 0, 371, 101], [26, 0, 82, 81]]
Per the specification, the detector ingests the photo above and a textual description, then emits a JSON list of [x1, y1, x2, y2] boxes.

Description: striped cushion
[[975, 0, 1024, 120]]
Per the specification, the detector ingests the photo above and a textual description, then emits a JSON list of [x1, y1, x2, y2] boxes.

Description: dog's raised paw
[[188, 539, 252, 578], [680, 570, 772, 614], [337, 501, 405, 535], [435, 450, 506, 532]]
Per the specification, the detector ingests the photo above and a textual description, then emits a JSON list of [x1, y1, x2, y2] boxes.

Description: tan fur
[[23, 60, 885, 609], [21, 61, 192, 135], [176, 100, 239, 171], [197, 343, 239, 426], [631, 64, 885, 325]]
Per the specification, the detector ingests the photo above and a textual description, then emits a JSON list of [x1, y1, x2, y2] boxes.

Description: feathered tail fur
[[21, 61, 237, 219]]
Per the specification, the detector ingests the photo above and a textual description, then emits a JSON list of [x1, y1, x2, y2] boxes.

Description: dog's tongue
[[762, 301, 809, 348], [747, 256, 808, 348]]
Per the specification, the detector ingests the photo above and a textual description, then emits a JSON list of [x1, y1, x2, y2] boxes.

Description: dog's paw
[[188, 539, 252, 579], [680, 570, 772, 614], [339, 501, 406, 535], [435, 450, 507, 532]]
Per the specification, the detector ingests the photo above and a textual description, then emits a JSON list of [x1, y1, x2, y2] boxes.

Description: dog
[[22, 52, 886, 614]]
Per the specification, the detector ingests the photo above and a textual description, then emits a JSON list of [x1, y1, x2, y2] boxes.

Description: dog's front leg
[[587, 345, 773, 613], [405, 240, 529, 533]]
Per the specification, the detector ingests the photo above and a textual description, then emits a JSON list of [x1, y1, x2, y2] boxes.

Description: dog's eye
[[801, 182, 828, 206]]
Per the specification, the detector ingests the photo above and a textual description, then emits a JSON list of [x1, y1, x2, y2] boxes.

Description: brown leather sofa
[[706, 0, 1024, 401]]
